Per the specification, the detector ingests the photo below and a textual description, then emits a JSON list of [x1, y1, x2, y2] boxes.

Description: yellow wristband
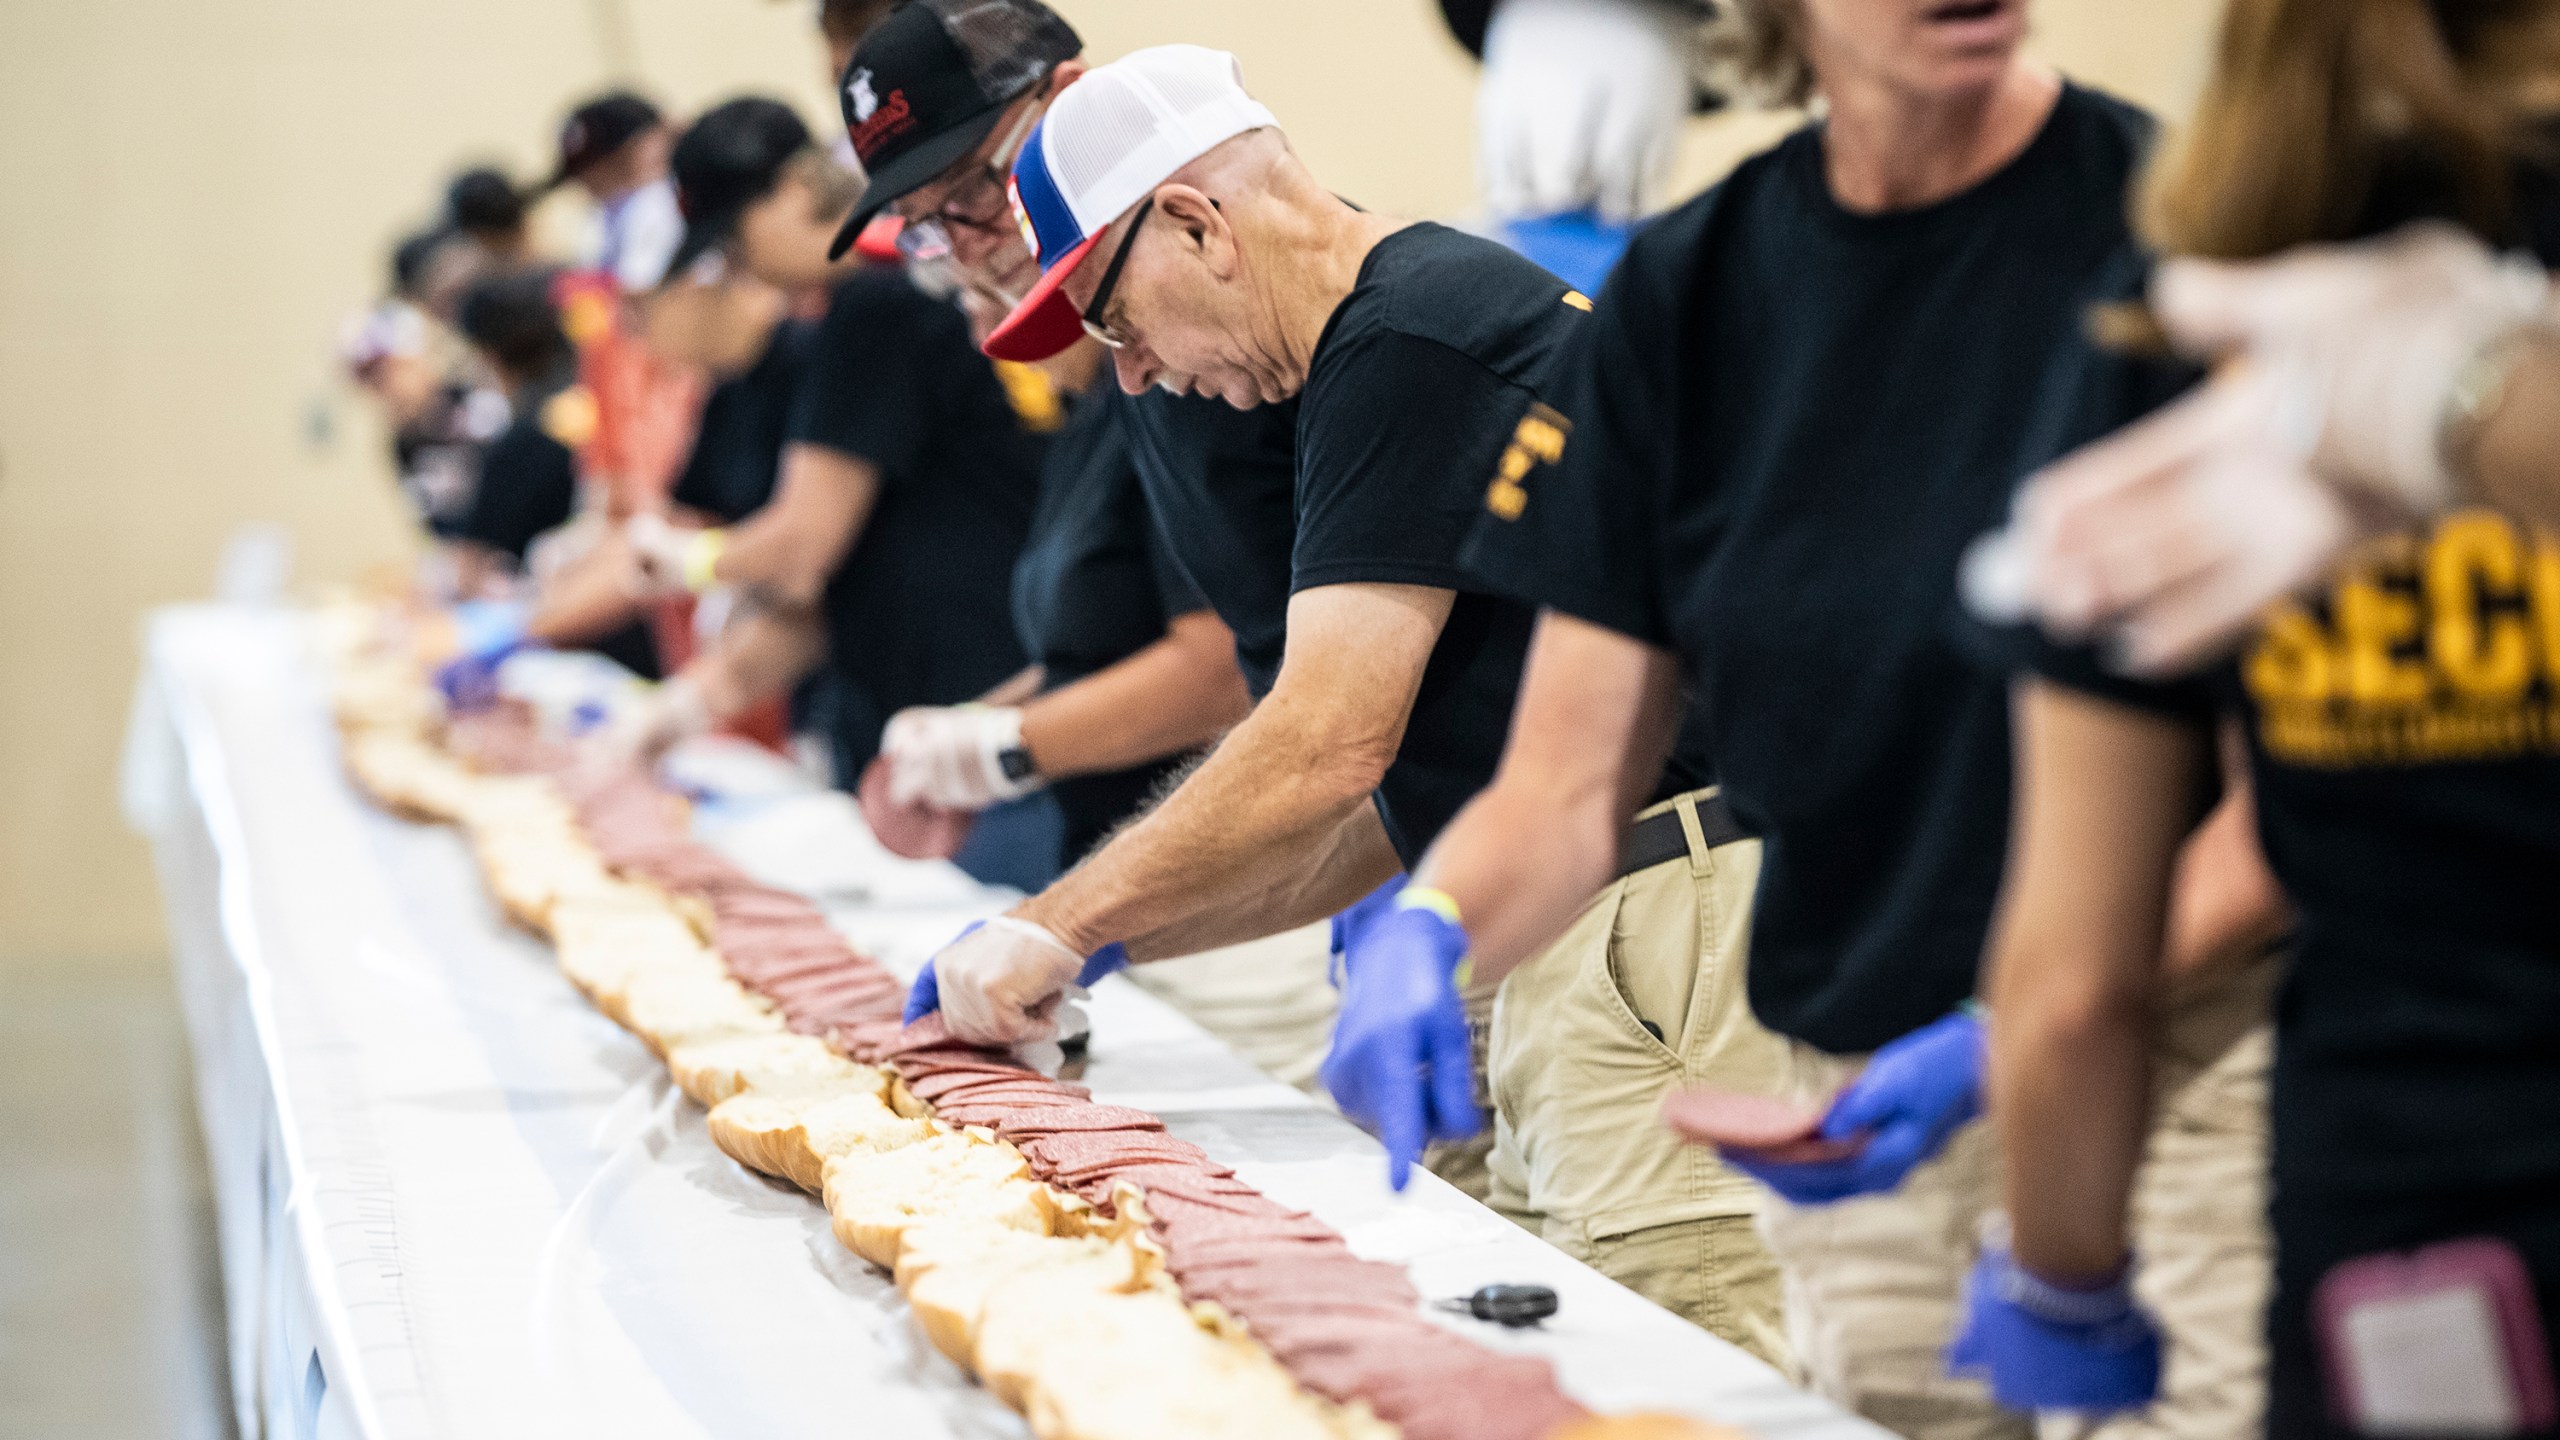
[[1396, 885, 1463, 927], [1395, 885, 1473, 988], [681, 528, 728, 594]]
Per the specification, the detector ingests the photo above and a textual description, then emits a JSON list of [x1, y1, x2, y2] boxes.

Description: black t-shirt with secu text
[[1462, 84, 2155, 1052], [1975, 163, 2560, 1202], [792, 270, 1044, 776]]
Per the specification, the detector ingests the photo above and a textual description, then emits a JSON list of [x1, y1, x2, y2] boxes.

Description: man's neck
[[1261, 190, 1404, 391], [1820, 61, 2061, 214]]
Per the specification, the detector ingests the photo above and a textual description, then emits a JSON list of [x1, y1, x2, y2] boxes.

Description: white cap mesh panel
[[1039, 45, 1279, 235]]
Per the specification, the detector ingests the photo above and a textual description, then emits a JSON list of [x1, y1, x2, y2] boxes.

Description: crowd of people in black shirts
[[340, 0, 2560, 1435]]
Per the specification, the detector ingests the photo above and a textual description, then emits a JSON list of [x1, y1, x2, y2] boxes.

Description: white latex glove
[[1964, 368, 2361, 676], [592, 673, 714, 769], [934, 916, 1087, 1046], [2152, 221, 2553, 513], [1477, 0, 1691, 223], [880, 704, 1040, 811], [624, 512, 702, 598]]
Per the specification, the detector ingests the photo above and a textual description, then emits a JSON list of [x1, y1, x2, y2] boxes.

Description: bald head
[[1062, 126, 1400, 408]]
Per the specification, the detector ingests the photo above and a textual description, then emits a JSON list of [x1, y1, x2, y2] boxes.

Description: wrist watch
[[995, 742, 1039, 785]]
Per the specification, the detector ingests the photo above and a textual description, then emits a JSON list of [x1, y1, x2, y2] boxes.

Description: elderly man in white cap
[[910, 48, 1596, 1068], [894, 40, 1797, 1362]]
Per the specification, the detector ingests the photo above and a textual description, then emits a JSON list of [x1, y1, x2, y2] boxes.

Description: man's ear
[[1155, 184, 1232, 275], [1044, 58, 1088, 98]]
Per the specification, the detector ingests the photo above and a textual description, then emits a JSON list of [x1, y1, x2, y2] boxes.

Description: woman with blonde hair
[[1966, 1, 2560, 1428]]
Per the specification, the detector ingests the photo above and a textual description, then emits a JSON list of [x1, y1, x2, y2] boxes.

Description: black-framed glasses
[[1078, 197, 1154, 349], [893, 97, 1043, 262]]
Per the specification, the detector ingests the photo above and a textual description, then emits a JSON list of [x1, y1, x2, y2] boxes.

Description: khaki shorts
[[1758, 958, 2277, 1440], [1473, 788, 1816, 1368]]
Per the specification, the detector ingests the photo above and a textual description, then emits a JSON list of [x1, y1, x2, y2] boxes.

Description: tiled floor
[[0, 958, 233, 1438]]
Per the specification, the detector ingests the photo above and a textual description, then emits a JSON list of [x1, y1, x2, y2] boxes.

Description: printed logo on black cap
[[846, 67, 915, 161]]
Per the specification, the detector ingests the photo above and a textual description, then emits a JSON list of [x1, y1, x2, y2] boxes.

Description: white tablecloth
[[126, 603, 1888, 1440]]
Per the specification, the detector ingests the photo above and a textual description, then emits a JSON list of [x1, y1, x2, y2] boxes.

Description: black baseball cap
[[826, 0, 1081, 260], [668, 98, 815, 277], [543, 91, 663, 190], [445, 167, 527, 237]]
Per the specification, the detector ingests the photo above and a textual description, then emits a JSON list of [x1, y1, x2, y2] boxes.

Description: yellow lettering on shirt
[[2243, 604, 2334, 705], [2425, 512, 2531, 702], [1561, 290, 1594, 312], [1485, 403, 1572, 522], [2242, 510, 2560, 767]]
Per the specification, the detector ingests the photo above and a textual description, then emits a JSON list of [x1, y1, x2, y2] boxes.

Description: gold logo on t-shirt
[[1561, 290, 1593, 312], [2242, 510, 2560, 767], [1486, 402, 1571, 521]]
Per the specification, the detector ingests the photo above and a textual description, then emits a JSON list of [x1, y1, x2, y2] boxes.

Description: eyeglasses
[[1078, 198, 1154, 349], [894, 97, 1043, 265]]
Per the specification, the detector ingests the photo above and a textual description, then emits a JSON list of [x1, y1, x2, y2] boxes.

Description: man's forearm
[[1014, 684, 1392, 956], [1019, 612, 1251, 780], [1413, 611, 1686, 987], [527, 534, 645, 648], [1123, 802, 1401, 959], [713, 443, 882, 608], [1412, 775, 1622, 989], [689, 601, 825, 718]]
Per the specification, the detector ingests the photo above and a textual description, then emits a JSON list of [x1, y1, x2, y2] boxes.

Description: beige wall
[[0, 0, 2222, 969]]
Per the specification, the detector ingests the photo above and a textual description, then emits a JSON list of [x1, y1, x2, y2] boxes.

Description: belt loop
[[1673, 792, 1714, 877]]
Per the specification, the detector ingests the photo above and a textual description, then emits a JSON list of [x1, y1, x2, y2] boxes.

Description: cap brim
[[827, 105, 1007, 261], [852, 214, 906, 264], [982, 231, 1099, 363], [665, 201, 746, 284]]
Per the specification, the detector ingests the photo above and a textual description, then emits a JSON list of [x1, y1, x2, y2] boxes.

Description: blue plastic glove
[[435, 600, 532, 712], [1947, 1242, 2162, 1412], [1726, 1009, 1983, 1204], [1498, 211, 1636, 297], [1327, 875, 1407, 980], [1320, 896, 1481, 1191], [903, 926, 1127, 1024]]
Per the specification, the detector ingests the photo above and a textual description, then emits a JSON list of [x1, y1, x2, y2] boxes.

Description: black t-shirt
[[1462, 84, 2155, 1052], [1122, 389, 1301, 695], [394, 382, 499, 539], [454, 370, 660, 680], [791, 270, 1043, 775], [1289, 221, 1598, 862], [1980, 168, 2560, 1200], [670, 317, 814, 523], [1013, 384, 1211, 858], [458, 373, 582, 563]]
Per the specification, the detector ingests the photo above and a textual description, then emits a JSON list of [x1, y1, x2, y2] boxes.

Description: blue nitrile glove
[[1328, 875, 1407, 982], [903, 927, 1126, 1024], [1320, 889, 1481, 1192], [1948, 1240, 2162, 1412], [1498, 211, 1636, 297], [435, 600, 532, 712], [1726, 1009, 1983, 1204]]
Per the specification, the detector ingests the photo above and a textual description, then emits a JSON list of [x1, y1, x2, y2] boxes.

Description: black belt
[[1617, 792, 1749, 879]]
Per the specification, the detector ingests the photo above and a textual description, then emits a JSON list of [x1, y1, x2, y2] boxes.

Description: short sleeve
[[1954, 244, 2218, 724], [787, 276, 937, 479], [1458, 229, 1680, 646], [1292, 330, 1533, 594], [458, 425, 576, 562]]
